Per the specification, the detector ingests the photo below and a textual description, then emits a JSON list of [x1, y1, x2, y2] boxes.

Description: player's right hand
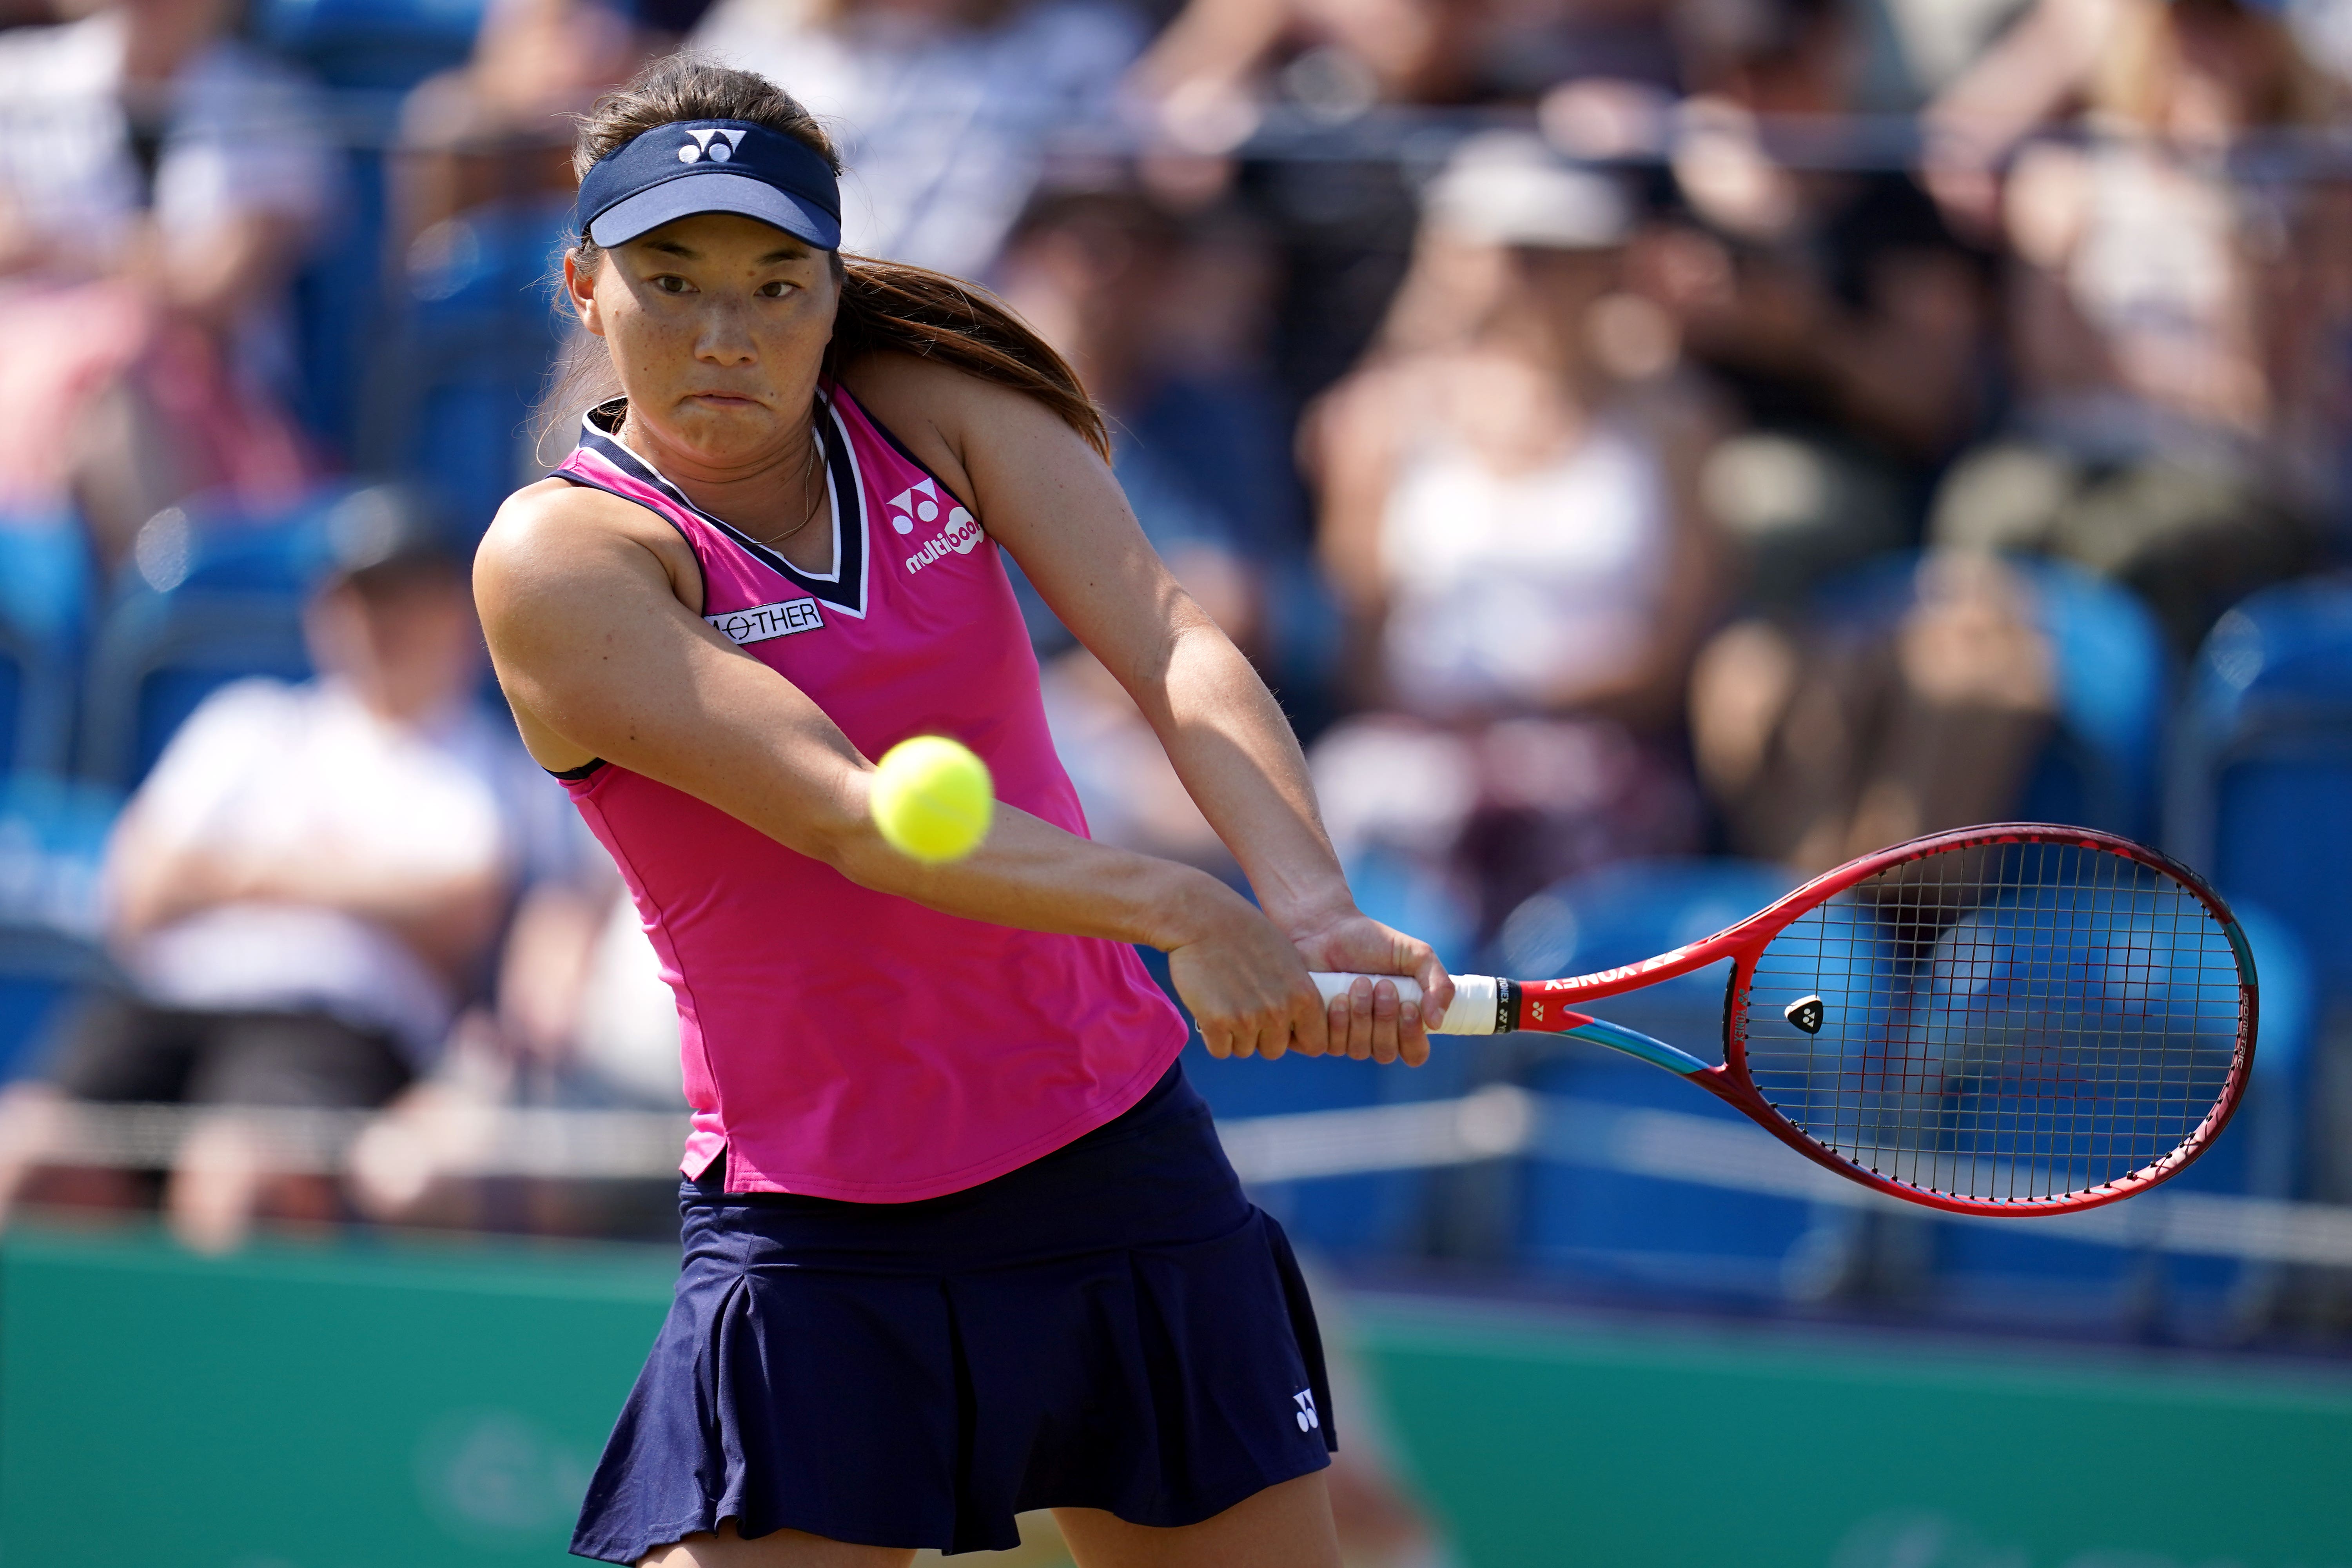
[[1165, 902, 1330, 1063]]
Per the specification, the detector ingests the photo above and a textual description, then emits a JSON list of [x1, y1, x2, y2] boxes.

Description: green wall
[[1365, 1301, 2352, 1568], [1, 1228, 670, 1566], [5, 1227, 2349, 1568]]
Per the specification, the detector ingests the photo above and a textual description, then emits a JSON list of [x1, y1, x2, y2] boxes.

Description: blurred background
[[4, 0, 2352, 1562]]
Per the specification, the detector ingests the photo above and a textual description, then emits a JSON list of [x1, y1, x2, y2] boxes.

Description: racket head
[[1714, 824, 2256, 1217]]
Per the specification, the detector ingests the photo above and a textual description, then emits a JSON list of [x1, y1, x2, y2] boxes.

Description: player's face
[[570, 212, 840, 468]]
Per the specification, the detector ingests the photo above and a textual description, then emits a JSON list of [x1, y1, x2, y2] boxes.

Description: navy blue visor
[[575, 119, 842, 251]]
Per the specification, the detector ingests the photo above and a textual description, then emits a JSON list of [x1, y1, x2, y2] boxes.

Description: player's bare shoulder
[[837, 349, 1062, 508], [477, 474, 704, 617]]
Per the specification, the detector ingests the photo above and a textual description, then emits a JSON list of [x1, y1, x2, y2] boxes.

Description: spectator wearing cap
[[0, 498, 574, 1251], [1300, 134, 1722, 939], [0, 0, 339, 564]]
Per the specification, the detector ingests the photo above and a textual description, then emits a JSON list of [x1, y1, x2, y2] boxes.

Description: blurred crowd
[[0, 0, 2348, 1287]]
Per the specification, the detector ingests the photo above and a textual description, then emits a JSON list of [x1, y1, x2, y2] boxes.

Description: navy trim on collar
[[575, 397, 869, 619]]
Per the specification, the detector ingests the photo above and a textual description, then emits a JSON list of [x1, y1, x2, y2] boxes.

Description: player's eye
[[757, 279, 797, 298], [651, 274, 694, 294]]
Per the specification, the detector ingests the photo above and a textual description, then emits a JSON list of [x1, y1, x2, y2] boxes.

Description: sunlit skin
[[510, 210, 1450, 1064], [562, 217, 842, 565], [483, 211, 1448, 1562]]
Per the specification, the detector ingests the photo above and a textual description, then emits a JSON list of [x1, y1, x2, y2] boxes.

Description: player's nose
[[693, 301, 760, 365]]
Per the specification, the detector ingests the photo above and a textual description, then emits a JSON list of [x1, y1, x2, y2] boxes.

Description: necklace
[[742, 430, 829, 555], [613, 408, 829, 557]]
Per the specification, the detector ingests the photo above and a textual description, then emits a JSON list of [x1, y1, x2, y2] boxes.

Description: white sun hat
[[1423, 131, 1633, 250]]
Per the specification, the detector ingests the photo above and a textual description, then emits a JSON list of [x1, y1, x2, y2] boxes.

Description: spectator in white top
[[691, 0, 1143, 277], [1921, 0, 2327, 650], [0, 0, 337, 563], [0, 497, 574, 1252], [1302, 136, 1721, 937]]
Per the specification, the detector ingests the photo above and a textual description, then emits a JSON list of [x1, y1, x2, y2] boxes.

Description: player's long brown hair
[[539, 54, 1108, 465]]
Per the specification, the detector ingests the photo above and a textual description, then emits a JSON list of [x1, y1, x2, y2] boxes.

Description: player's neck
[[621, 411, 834, 574]]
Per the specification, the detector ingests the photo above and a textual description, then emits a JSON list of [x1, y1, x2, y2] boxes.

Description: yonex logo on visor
[[575, 118, 843, 251], [679, 129, 746, 163]]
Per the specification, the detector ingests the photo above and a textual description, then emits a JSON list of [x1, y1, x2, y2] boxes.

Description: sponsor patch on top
[[708, 598, 825, 645]]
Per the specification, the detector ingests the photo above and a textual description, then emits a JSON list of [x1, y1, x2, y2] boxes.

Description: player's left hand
[[1285, 910, 1452, 1066]]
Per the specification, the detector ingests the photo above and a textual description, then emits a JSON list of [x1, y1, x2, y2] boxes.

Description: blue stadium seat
[[1490, 857, 1798, 1022], [0, 515, 93, 780], [384, 201, 572, 537], [289, 145, 391, 459], [1504, 853, 2304, 1331], [2169, 578, 2352, 1003], [75, 492, 350, 789], [0, 776, 122, 1082], [251, 0, 487, 91], [2012, 558, 2170, 840], [1497, 859, 1829, 1303], [1165, 842, 1481, 1260], [1810, 553, 2171, 838], [1923, 898, 2310, 1341], [260, 0, 488, 452], [1167, 916, 1475, 1262]]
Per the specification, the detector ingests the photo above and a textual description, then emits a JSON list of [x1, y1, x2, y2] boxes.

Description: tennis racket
[[1313, 824, 2256, 1217]]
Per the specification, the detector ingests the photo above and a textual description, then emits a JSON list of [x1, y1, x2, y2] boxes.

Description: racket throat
[[1560, 1015, 1716, 1078], [1504, 980, 1712, 1075]]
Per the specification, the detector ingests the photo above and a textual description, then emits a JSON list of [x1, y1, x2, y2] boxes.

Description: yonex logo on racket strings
[[708, 598, 824, 645], [1292, 1390, 1319, 1432], [678, 128, 747, 163]]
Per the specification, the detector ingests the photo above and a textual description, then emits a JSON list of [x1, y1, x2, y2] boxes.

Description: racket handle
[[1308, 972, 1505, 1036]]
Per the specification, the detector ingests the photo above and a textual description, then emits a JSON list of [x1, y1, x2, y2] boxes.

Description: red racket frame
[[1509, 823, 2258, 1217]]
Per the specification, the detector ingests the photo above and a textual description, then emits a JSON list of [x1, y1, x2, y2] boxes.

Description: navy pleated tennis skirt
[[569, 1062, 1335, 1562]]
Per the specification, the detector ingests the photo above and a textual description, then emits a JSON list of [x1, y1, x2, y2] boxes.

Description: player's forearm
[[613, 708, 1242, 951], [827, 798, 1255, 952], [1130, 618, 1357, 934], [488, 532, 1276, 953]]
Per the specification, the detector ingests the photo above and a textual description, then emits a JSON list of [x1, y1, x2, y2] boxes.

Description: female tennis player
[[474, 56, 1453, 1568]]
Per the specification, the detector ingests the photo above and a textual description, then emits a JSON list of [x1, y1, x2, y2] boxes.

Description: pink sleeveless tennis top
[[551, 387, 1189, 1201]]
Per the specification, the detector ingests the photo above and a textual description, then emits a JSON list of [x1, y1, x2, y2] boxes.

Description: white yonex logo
[[1292, 1390, 1319, 1432], [707, 598, 824, 645], [678, 128, 748, 164], [887, 477, 940, 534], [889, 478, 981, 573]]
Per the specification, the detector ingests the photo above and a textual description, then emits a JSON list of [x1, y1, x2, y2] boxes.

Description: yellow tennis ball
[[870, 735, 995, 864]]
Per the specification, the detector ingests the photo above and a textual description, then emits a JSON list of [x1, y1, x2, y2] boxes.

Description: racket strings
[[1739, 840, 2243, 1204]]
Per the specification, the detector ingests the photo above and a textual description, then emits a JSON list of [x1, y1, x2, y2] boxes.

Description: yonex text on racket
[[1313, 824, 2256, 1218]]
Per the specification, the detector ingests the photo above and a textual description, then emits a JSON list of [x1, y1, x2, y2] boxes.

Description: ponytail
[[830, 256, 1109, 461], [538, 55, 1107, 466]]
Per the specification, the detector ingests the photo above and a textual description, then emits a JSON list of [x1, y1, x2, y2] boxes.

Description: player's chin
[[674, 396, 781, 444]]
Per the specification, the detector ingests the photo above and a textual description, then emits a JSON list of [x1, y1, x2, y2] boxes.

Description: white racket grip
[[1308, 972, 1501, 1035]]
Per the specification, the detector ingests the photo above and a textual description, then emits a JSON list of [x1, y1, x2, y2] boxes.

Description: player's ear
[[564, 249, 608, 338]]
